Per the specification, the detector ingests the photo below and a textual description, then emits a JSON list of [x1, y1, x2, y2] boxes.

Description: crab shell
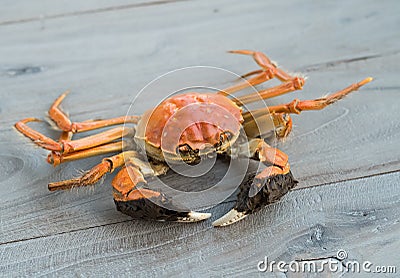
[[135, 93, 244, 162]]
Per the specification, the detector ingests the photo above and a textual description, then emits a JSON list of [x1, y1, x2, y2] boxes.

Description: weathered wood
[[0, 0, 399, 276], [0, 0, 186, 26], [1, 172, 398, 276]]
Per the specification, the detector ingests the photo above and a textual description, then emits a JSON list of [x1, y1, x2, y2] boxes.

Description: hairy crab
[[15, 50, 372, 226]]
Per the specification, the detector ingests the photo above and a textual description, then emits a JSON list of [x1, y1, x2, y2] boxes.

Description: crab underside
[[15, 50, 371, 226]]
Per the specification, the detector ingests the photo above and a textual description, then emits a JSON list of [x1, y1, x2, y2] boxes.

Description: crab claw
[[177, 211, 212, 223], [213, 171, 298, 227], [212, 208, 247, 227], [112, 164, 211, 223], [114, 191, 211, 223]]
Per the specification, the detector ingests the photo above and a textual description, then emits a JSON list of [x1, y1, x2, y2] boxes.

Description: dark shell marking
[[114, 194, 191, 221]]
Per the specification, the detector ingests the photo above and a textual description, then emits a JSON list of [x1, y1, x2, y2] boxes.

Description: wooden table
[[1, 1, 399, 276]]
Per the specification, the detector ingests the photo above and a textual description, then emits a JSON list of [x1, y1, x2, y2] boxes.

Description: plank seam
[[292, 167, 400, 191], [0, 0, 190, 26], [297, 50, 400, 72], [0, 168, 398, 247]]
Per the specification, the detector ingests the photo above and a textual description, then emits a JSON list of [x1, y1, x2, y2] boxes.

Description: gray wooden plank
[[1, 171, 398, 277], [0, 0, 185, 25], [0, 0, 399, 245]]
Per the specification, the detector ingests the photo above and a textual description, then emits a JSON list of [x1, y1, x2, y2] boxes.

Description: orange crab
[[15, 50, 372, 226]]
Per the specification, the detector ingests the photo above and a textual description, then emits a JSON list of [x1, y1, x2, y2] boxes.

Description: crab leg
[[48, 151, 132, 191], [15, 118, 133, 154], [111, 157, 211, 222], [218, 50, 299, 96], [267, 77, 373, 114], [241, 77, 372, 136], [213, 139, 297, 227], [219, 71, 275, 96], [61, 127, 132, 154], [242, 112, 293, 139], [49, 91, 139, 133], [59, 131, 73, 141], [231, 50, 296, 80], [47, 141, 124, 166], [43, 123, 129, 165], [234, 77, 305, 106], [15, 118, 61, 151], [239, 69, 263, 79]]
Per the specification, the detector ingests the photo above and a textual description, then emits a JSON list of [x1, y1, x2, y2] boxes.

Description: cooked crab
[[15, 50, 372, 226]]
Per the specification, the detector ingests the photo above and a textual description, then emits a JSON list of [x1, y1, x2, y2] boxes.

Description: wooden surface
[[0, 0, 399, 277]]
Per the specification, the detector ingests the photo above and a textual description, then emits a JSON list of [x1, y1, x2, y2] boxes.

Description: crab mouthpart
[[212, 208, 247, 227]]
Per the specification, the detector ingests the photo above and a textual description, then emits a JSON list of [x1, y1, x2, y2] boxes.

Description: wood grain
[[0, 0, 187, 26], [0, 0, 399, 276], [1, 172, 398, 276]]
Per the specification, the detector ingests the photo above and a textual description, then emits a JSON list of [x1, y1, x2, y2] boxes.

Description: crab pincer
[[111, 162, 212, 223], [213, 171, 298, 226]]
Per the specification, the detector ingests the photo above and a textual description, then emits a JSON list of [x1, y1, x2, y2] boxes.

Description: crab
[[15, 50, 372, 226]]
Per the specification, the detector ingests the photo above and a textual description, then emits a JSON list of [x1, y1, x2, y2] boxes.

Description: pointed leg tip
[[227, 49, 253, 55], [54, 90, 71, 104], [212, 209, 247, 227], [363, 77, 373, 84], [19, 117, 42, 124], [14, 118, 43, 134], [353, 77, 373, 91], [176, 211, 212, 223]]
